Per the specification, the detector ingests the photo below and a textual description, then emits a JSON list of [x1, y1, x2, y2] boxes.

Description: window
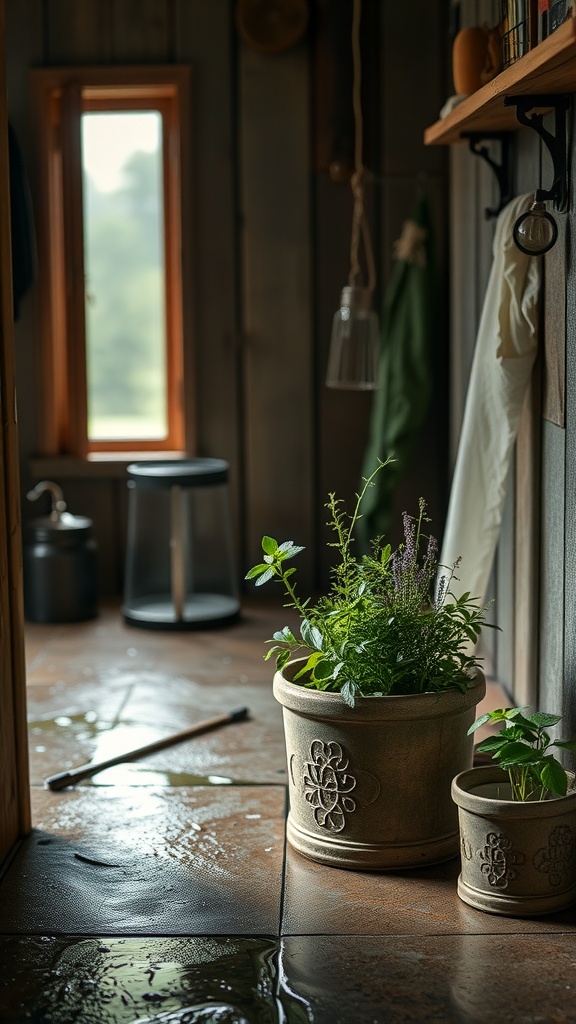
[[31, 67, 192, 457]]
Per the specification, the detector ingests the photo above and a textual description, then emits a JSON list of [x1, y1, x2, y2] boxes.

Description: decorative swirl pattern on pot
[[303, 740, 357, 832], [533, 824, 575, 887], [479, 832, 525, 888]]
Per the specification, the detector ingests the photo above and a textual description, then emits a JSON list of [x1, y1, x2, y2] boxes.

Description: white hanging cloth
[[439, 193, 542, 606]]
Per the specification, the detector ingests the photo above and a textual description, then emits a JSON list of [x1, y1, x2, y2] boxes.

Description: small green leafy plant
[[245, 461, 489, 706], [469, 706, 576, 800]]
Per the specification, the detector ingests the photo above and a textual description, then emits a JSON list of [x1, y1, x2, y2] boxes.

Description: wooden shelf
[[425, 17, 576, 145]]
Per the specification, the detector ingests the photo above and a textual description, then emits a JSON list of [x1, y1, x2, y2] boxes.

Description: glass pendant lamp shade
[[326, 285, 380, 390]]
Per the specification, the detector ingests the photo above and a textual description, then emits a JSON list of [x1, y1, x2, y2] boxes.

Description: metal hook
[[461, 132, 512, 219], [504, 94, 570, 212]]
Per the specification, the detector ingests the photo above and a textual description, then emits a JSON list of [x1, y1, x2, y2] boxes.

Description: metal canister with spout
[[23, 480, 98, 623]]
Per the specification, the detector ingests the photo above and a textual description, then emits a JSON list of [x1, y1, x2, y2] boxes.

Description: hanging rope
[[348, 0, 376, 293]]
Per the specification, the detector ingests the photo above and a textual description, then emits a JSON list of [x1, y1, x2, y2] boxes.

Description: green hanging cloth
[[358, 190, 436, 548]]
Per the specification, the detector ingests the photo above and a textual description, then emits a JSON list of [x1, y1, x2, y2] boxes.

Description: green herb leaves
[[245, 460, 489, 706], [469, 706, 576, 800], [245, 538, 305, 587]]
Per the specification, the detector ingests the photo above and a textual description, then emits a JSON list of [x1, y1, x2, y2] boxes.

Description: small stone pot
[[273, 661, 486, 870], [452, 765, 576, 916]]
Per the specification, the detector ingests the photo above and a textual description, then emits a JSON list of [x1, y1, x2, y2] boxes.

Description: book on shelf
[[538, 0, 574, 43], [501, 0, 534, 65]]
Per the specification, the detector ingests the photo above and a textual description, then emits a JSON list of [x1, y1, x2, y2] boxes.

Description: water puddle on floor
[[87, 765, 256, 787], [30, 713, 273, 788], [0, 936, 304, 1023], [29, 710, 115, 742]]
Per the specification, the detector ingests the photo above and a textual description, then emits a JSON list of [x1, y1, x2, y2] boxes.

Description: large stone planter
[[273, 660, 486, 870], [452, 765, 576, 916]]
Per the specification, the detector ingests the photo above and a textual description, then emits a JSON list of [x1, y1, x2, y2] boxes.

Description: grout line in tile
[[278, 926, 575, 938]]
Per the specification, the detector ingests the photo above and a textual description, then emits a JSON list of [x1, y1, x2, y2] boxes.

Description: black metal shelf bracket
[[504, 94, 570, 212], [461, 132, 512, 220]]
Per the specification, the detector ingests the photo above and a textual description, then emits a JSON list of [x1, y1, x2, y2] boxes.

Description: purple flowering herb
[[416, 532, 438, 594], [401, 511, 416, 573]]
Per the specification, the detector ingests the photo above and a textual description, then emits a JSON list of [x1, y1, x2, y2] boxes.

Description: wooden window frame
[[30, 66, 193, 458]]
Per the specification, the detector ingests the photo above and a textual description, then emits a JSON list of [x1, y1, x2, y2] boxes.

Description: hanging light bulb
[[326, 285, 380, 389], [326, 0, 380, 390], [513, 195, 558, 255]]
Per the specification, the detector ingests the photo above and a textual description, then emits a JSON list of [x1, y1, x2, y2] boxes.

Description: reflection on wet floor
[[26, 663, 288, 789], [8, 931, 576, 1024], [29, 713, 279, 787], [0, 782, 286, 938], [29, 711, 173, 761], [90, 767, 237, 787], [4, 601, 576, 1024], [29, 710, 116, 746], [0, 936, 282, 1024]]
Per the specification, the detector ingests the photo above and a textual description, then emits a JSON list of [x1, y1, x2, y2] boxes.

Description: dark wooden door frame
[[0, 0, 31, 871]]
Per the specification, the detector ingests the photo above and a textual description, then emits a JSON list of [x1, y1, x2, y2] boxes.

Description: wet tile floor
[[1, 599, 576, 1023]]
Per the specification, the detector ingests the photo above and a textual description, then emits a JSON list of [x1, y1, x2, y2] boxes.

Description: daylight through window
[[83, 111, 167, 443], [31, 68, 191, 457]]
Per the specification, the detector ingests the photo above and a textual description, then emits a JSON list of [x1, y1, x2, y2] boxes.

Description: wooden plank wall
[[538, 108, 576, 734], [239, 37, 314, 587], [561, 116, 576, 738], [447, 0, 542, 695], [6, 0, 449, 601], [449, 0, 575, 720], [316, 0, 450, 578], [513, 125, 542, 709], [448, 0, 502, 680]]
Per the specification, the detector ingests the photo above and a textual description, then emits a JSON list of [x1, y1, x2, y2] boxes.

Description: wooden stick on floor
[[44, 706, 250, 791]]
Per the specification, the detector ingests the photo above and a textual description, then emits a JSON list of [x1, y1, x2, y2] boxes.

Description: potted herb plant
[[452, 707, 576, 915], [246, 463, 489, 870]]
